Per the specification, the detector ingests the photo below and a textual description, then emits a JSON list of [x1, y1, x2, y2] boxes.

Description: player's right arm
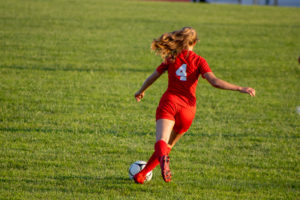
[[135, 70, 162, 102], [204, 72, 255, 96]]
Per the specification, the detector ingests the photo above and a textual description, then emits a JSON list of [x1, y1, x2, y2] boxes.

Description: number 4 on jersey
[[176, 64, 187, 81]]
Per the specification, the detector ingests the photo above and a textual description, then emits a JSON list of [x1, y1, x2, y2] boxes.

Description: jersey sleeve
[[197, 57, 212, 78], [156, 61, 169, 74]]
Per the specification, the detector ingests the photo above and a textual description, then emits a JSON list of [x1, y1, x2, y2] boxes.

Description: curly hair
[[151, 27, 198, 61]]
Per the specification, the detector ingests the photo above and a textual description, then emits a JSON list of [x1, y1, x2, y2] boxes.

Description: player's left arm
[[204, 72, 255, 96], [135, 70, 162, 102]]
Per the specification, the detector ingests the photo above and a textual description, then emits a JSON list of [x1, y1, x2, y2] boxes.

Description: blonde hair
[[151, 27, 198, 61]]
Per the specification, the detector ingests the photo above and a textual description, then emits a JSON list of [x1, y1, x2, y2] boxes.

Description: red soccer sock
[[138, 151, 159, 177], [167, 146, 171, 155], [155, 140, 169, 160], [138, 142, 172, 177]]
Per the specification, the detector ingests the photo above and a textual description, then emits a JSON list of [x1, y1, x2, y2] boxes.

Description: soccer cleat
[[133, 173, 146, 184], [160, 155, 172, 182]]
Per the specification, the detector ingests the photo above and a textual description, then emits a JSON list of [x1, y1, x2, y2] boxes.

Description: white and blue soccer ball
[[128, 160, 153, 181]]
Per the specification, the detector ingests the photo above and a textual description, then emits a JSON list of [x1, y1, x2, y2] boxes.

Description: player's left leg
[[135, 101, 177, 184], [162, 105, 196, 180], [155, 118, 175, 143], [134, 130, 184, 184], [142, 128, 183, 183], [134, 144, 172, 184], [142, 118, 175, 175], [155, 119, 175, 182], [134, 119, 174, 184]]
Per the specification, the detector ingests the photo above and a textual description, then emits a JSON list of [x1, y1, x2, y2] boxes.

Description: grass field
[[0, 0, 299, 199]]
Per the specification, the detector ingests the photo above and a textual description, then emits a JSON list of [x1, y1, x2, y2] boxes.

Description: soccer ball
[[128, 161, 153, 181]]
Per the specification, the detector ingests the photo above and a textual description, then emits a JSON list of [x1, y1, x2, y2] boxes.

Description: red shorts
[[156, 100, 196, 134]]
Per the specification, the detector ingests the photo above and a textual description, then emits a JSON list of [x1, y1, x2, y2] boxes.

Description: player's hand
[[240, 87, 256, 97], [135, 91, 145, 102]]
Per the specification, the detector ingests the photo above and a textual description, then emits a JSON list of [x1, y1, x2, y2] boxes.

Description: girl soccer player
[[134, 27, 255, 184]]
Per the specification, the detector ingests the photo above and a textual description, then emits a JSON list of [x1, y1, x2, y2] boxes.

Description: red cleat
[[160, 155, 172, 182], [133, 173, 146, 184]]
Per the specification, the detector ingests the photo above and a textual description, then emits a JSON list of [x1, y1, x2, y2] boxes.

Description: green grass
[[0, 0, 299, 199]]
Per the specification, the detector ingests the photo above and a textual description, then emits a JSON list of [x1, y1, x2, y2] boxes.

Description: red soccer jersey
[[156, 50, 212, 107]]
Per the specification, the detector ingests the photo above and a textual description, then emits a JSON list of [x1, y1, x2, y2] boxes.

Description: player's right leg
[[167, 130, 184, 149]]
